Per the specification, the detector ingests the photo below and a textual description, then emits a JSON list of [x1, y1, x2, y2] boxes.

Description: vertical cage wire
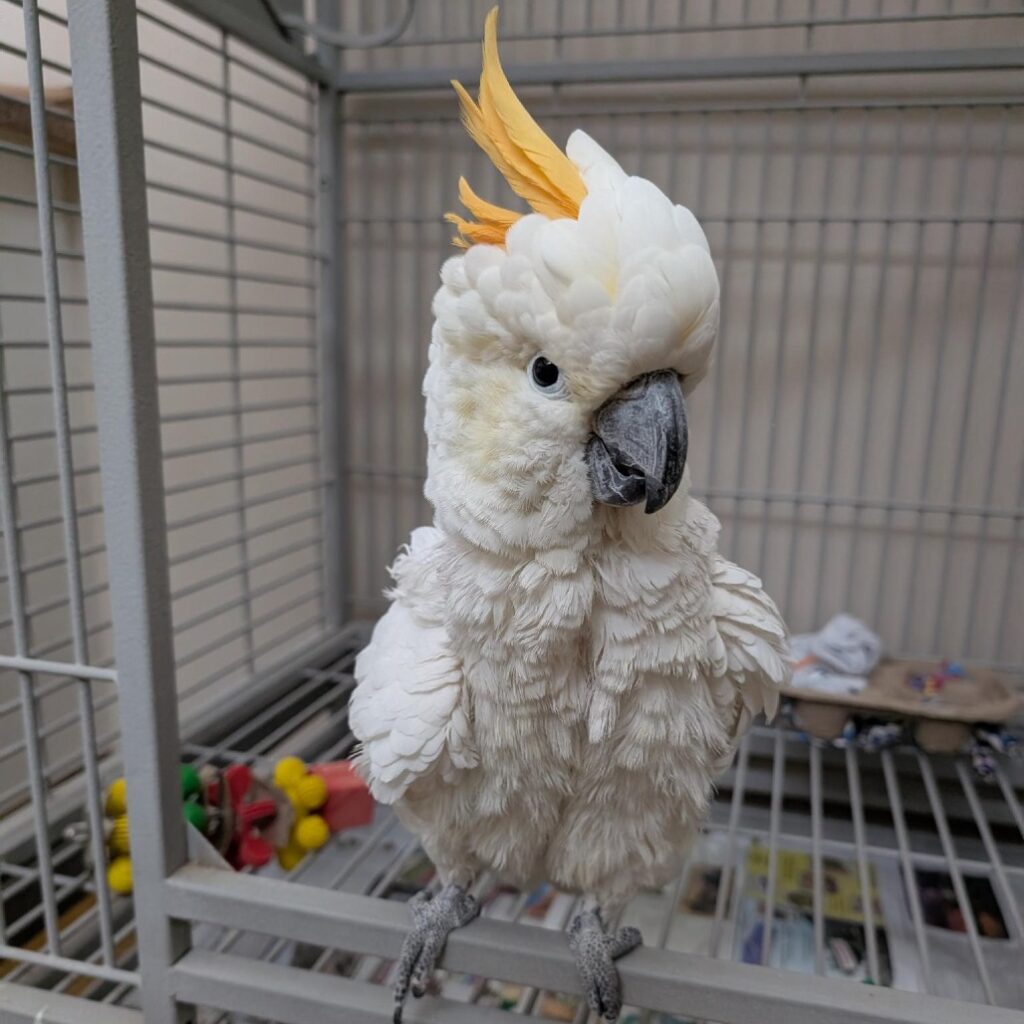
[[218, 26, 256, 680], [0, 0, 80, 965], [17, 0, 115, 968], [316, 0, 346, 631], [0, 0, 122, 830], [0, 282, 63, 961]]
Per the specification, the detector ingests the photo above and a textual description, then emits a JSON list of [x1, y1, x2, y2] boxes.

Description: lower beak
[[584, 370, 688, 514]]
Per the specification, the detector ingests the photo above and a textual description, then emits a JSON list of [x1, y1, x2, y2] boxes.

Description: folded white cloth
[[790, 613, 881, 676], [790, 662, 868, 696], [788, 614, 882, 695]]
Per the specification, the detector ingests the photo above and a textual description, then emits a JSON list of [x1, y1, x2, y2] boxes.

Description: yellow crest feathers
[[447, 7, 587, 247]]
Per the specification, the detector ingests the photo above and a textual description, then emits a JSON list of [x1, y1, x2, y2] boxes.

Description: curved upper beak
[[584, 370, 688, 514]]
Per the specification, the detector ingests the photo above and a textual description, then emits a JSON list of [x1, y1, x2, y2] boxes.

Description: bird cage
[[0, 2, 1021, 1023]]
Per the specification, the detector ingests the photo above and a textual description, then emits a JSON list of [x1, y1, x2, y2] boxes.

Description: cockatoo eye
[[528, 355, 567, 398]]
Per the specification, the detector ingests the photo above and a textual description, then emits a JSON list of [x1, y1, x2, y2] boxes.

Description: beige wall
[[339, 1, 1024, 678]]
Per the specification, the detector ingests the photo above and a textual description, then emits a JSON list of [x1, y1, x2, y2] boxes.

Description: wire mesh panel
[[0, 0, 333, 997], [0, 0, 121, 985], [340, 3, 1024, 679]]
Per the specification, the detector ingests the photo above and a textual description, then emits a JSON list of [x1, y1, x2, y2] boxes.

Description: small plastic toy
[[180, 763, 201, 800], [102, 756, 373, 893], [905, 659, 966, 698]]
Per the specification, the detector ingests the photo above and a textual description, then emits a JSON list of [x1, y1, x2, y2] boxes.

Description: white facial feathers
[[434, 131, 719, 397]]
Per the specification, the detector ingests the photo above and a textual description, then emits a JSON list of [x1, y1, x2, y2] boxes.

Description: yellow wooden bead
[[109, 815, 131, 856], [285, 785, 304, 813], [107, 856, 133, 894], [105, 778, 128, 817], [277, 841, 306, 871], [294, 773, 327, 811], [273, 756, 307, 789], [294, 814, 329, 851]]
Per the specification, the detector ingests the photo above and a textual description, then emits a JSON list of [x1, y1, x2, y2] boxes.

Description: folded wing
[[350, 528, 477, 803], [704, 555, 789, 772]]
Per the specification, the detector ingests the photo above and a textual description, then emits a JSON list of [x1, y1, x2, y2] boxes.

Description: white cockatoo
[[350, 9, 789, 1021]]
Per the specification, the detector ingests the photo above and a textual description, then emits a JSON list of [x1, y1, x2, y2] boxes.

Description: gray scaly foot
[[568, 908, 642, 1023], [393, 882, 479, 1023]]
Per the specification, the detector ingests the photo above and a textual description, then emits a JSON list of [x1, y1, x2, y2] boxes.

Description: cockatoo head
[[425, 8, 719, 553]]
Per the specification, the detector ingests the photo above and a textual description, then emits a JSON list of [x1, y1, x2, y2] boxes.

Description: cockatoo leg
[[567, 905, 643, 1023], [392, 882, 479, 1023]]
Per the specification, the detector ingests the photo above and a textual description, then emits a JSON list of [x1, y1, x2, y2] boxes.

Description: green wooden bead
[[183, 799, 207, 832], [180, 763, 201, 799]]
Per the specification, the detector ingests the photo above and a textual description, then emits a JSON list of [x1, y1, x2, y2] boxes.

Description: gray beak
[[584, 370, 688, 514]]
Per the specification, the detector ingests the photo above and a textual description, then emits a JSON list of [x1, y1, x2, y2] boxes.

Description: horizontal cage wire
[[0, 1, 1020, 1023], [333, 0, 1024, 67]]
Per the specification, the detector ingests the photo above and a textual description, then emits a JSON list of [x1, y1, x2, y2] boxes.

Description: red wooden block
[[238, 833, 273, 868], [310, 760, 373, 832], [204, 777, 220, 807], [238, 798, 277, 828], [224, 763, 252, 804]]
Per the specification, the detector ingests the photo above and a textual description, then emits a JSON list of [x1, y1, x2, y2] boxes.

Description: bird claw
[[393, 883, 479, 1023], [568, 909, 642, 1023]]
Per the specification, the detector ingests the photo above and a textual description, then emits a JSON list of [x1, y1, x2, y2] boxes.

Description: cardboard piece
[[786, 658, 1020, 749]]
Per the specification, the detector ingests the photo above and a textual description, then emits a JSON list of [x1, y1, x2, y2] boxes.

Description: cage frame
[[1, 2, 1022, 1023]]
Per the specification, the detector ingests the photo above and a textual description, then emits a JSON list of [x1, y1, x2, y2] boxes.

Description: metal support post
[[66, 3, 192, 1021]]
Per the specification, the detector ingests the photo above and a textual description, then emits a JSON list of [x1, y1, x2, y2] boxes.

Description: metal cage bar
[[316, 0, 346, 629], [20, 0, 117, 967], [0, 262, 63, 962], [165, 861, 1024, 1024], [66, 3, 191, 1021], [333, 46, 1024, 92]]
